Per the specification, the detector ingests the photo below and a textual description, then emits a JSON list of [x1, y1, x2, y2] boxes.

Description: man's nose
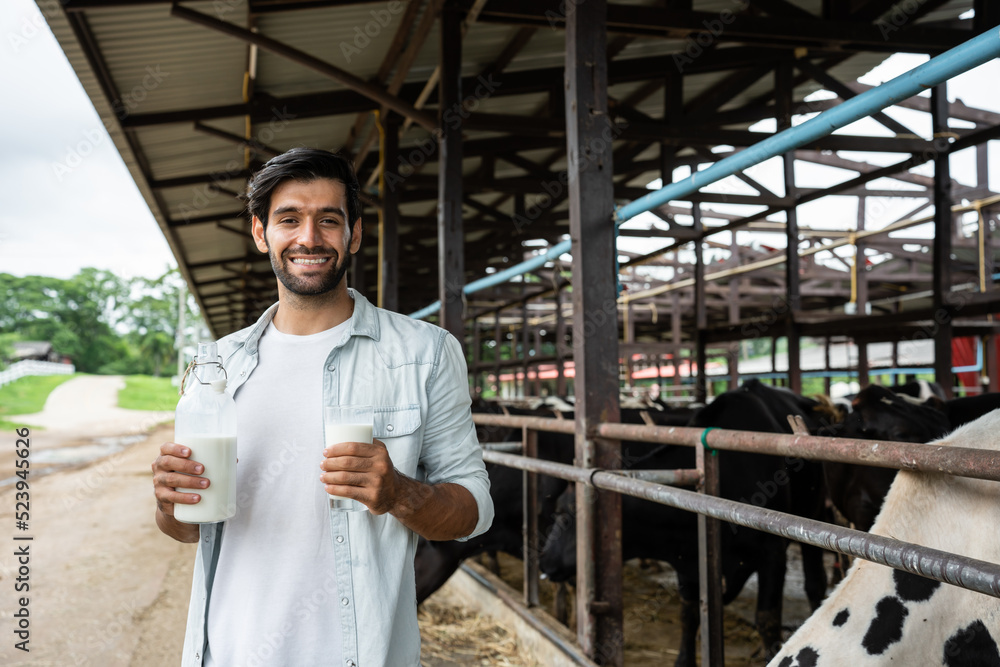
[[294, 219, 325, 247]]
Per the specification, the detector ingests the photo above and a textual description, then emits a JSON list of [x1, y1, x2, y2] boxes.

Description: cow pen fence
[[469, 411, 1000, 667]]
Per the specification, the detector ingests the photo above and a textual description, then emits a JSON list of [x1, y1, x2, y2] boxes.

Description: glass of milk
[[323, 405, 374, 512]]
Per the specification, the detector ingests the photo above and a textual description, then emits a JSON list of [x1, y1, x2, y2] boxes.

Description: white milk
[[324, 423, 373, 511], [174, 435, 238, 524]]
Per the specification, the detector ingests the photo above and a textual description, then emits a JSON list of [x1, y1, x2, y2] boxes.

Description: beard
[[267, 242, 350, 296]]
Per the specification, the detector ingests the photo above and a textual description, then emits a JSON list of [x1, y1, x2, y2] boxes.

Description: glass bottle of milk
[[173, 342, 238, 524]]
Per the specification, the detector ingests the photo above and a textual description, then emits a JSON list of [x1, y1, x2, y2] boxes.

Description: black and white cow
[[768, 409, 1000, 666]]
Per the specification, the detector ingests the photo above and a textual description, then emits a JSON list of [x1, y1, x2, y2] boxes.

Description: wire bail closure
[[179, 357, 227, 396]]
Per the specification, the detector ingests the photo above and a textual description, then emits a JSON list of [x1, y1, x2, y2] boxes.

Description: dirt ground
[[485, 547, 823, 667]]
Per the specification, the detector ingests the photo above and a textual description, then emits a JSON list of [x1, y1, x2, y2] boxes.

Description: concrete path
[[8, 374, 175, 438]]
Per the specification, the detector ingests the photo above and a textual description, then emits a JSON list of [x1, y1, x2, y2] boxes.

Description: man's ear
[[349, 218, 363, 255], [251, 216, 268, 253]]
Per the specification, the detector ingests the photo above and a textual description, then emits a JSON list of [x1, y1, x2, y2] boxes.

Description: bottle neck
[[193, 360, 226, 384]]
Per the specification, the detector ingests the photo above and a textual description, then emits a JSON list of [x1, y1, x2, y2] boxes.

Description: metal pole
[[379, 113, 400, 312], [932, 83, 955, 397], [565, 0, 623, 658], [523, 427, 540, 607], [778, 61, 802, 395], [438, 0, 465, 343], [694, 204, 707, 404], [697, 437, 724, 666]]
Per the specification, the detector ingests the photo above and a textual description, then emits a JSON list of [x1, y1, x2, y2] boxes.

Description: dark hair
[[243, 147, 362, 228]]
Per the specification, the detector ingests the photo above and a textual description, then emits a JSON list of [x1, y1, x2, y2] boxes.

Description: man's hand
[[319, 439, 401, 514], [151, 442, 204, 543], [320, 440, 478, 540]]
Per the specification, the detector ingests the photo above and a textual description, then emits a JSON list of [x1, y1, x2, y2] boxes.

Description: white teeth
[[292, 258, 328, 265]]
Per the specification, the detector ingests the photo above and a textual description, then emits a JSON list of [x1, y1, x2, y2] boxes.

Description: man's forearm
[[388, 476, 478, 541], [155, 508, 200, 543]]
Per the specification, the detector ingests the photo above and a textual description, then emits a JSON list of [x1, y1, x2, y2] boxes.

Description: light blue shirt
[[181, 290, 494, 667]]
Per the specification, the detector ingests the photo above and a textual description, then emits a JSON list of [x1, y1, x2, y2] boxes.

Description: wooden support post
[[932, 83, 954, 397], [438, 1, 464, 343], [565, 0, 624, 659], [523, 427, 540, 607], [472, 316, 482, 397], [728, 240, 740, 391], [379, 113, 400, 312], [556, 285, 568, 396], [671, 290, 682, 389], [698, 433, 724, 667], [351, 249, 366, 297], [855, 196, 869, 313], [694, 204, 707, 404], [824, 337, 832, 395], [777, 61, 801, 395], [858, 340, 870, 388], [522, 291, 530, 397], [494, 308, 503, 396], [534, 327, 543, 395]]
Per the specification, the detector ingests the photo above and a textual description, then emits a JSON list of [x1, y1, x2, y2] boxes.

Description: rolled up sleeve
[[419, 332, 494, 541]]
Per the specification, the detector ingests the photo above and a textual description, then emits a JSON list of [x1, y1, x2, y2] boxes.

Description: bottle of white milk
[[173, 342, 238, 524]]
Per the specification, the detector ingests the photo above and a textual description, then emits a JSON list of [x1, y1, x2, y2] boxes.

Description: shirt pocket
[[374, 405, 422, 476]]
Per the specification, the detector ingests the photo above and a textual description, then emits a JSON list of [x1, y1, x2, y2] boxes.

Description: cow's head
[[822, 385, 950, 443]]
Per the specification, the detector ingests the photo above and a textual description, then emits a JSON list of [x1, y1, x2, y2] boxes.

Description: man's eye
[[321, 218, 339, 225]]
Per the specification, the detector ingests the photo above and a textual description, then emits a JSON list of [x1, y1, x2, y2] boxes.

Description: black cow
[[820, 384, 951, 531], [940, 392, 1000, 429], [539, 390, 823, 667], [414, 403, 693, 604]]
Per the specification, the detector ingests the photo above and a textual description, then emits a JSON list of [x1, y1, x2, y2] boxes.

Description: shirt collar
[[243, 288, 380, 355]]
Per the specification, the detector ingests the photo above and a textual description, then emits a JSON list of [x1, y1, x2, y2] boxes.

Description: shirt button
[[336, 535, 344, 543], [328, 364, 336, 371], [240, 371, 246, 377], [386, 424, 394, 432], [341, 597, 350, 606], [346, 661, 356, 667]]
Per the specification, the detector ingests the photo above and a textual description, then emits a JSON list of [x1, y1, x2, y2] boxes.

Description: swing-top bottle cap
[[197, 342, 218, 362]]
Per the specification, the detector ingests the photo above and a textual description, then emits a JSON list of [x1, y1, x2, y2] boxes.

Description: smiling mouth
[[290, 257, 330, 265]]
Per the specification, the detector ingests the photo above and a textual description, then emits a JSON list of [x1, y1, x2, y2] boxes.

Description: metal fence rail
[[481, 449, 1000, 599], [472, 411, 1000, 666]]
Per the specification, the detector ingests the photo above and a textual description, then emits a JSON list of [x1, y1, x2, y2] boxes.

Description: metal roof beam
[[468, 1, 971, 52], [170, 3, 438, 131]]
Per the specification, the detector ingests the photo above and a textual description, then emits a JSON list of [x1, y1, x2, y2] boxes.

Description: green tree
[[0, 268, 204, 375]]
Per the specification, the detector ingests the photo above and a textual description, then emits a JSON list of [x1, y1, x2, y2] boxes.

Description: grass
[[0, 372, 81, 430], [118, 375, 180, 412]]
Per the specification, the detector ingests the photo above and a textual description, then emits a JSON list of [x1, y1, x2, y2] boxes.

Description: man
[[151, 147, 493, 667]]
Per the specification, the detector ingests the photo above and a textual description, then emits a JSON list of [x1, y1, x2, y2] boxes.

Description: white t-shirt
[[206, 317, 351, 667]]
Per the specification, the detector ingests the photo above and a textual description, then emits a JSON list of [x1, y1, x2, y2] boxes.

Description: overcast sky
[[0, 0, 997, 283]]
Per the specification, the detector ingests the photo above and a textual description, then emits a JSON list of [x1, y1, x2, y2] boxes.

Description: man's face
[[251, 178, 362, 297]]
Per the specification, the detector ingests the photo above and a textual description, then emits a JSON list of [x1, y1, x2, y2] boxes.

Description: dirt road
[[0, 375, 191, 666]]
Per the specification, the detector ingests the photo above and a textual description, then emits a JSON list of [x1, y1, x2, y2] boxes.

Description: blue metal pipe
[[411, 28, 1000, 319], [615, 28, 1000, 222]]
